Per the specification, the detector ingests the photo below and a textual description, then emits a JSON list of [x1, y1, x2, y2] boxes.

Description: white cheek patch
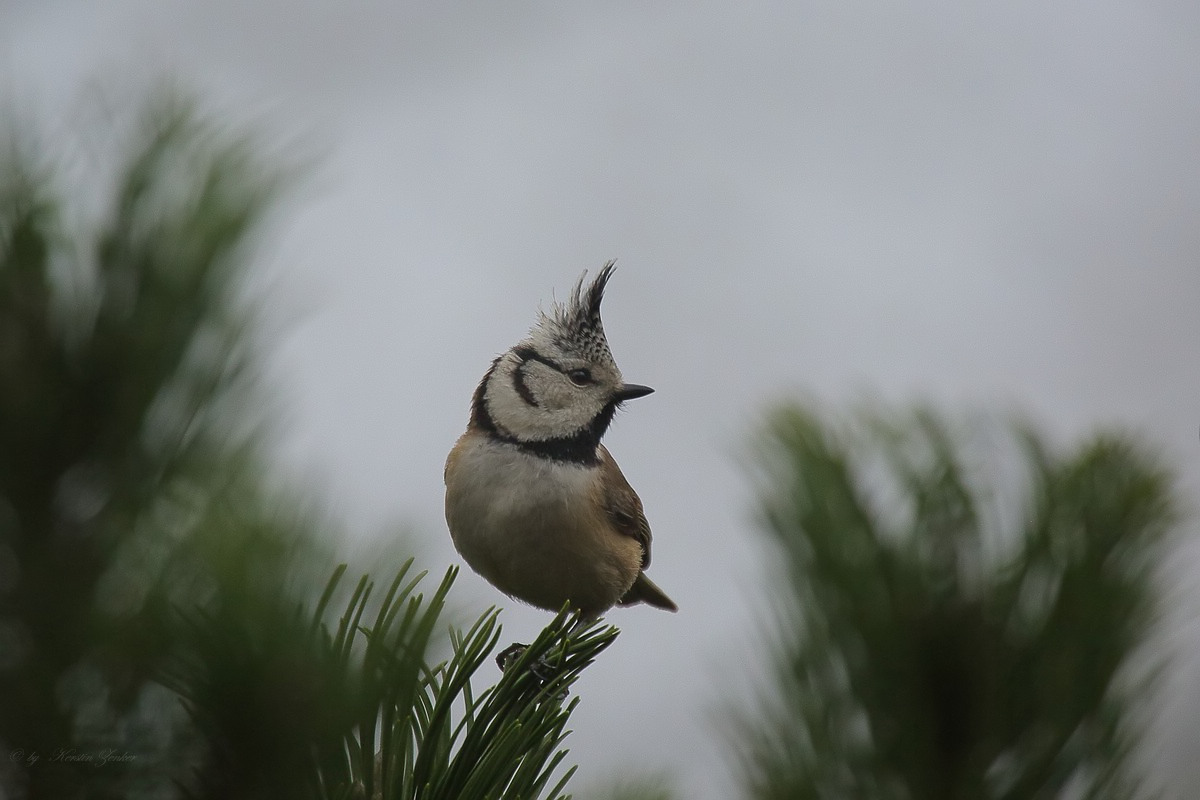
[[489, 389, 597, 440], [537, 380, 575, 411], [486, 362, 605, 442]]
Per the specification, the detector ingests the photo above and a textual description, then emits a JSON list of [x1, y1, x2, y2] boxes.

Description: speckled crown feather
[[534, 260, 618, 366]]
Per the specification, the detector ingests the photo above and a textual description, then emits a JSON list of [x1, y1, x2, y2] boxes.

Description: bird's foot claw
[[496, 641, 568, 698], [496, 642, 529, 672]]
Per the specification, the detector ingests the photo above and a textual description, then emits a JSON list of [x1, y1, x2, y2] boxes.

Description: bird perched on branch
[[444, 262, 676, 623]]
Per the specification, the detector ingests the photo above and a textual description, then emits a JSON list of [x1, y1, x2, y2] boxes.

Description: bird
[[444, 261, 676, 623]]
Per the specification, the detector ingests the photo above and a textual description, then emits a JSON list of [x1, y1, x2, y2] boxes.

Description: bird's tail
[[618, 572, 678, 612]]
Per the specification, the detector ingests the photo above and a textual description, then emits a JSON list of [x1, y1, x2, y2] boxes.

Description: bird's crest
[[533, 260, 618, 366]]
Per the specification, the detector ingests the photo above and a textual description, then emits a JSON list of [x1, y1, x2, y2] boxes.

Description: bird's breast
[[444, 433, 641, 615], [446, 433, 595, 525]]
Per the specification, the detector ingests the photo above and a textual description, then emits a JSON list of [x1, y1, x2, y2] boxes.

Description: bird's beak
[[615, 383, 655, 402]]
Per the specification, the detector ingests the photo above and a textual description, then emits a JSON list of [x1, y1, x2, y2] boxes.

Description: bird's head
[[474, 262, 653, 452]]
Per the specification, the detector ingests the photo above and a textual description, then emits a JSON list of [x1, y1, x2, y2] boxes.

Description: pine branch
[[164, 561, 618, 800], [738, 404, 1175, 800]]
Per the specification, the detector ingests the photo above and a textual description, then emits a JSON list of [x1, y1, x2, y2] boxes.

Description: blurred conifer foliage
[[739, 405, 1176, 800], [0, 99, 301, 797], [0, 100, 616, 800]]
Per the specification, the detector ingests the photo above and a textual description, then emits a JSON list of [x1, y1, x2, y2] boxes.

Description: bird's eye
[[567, 368, 593, 386]]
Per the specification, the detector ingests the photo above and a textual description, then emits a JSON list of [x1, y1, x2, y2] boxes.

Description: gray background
[[4, 2, 1198, 797]]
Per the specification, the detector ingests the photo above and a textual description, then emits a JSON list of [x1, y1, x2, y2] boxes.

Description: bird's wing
[[598, 445, 652, 569]]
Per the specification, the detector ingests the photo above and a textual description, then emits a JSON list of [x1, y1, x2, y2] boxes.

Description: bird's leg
[[566, 611, 593, 637]]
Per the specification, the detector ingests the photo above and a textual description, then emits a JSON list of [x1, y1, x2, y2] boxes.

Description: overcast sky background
[[3, 2, 1200, 797]]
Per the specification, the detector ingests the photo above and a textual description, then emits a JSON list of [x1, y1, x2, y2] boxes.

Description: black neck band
[[492, 428, 601, 466]]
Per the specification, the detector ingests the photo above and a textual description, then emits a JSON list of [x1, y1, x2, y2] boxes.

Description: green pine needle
[[737, 403, 1175, 800], [298, 568, 618, 800]]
